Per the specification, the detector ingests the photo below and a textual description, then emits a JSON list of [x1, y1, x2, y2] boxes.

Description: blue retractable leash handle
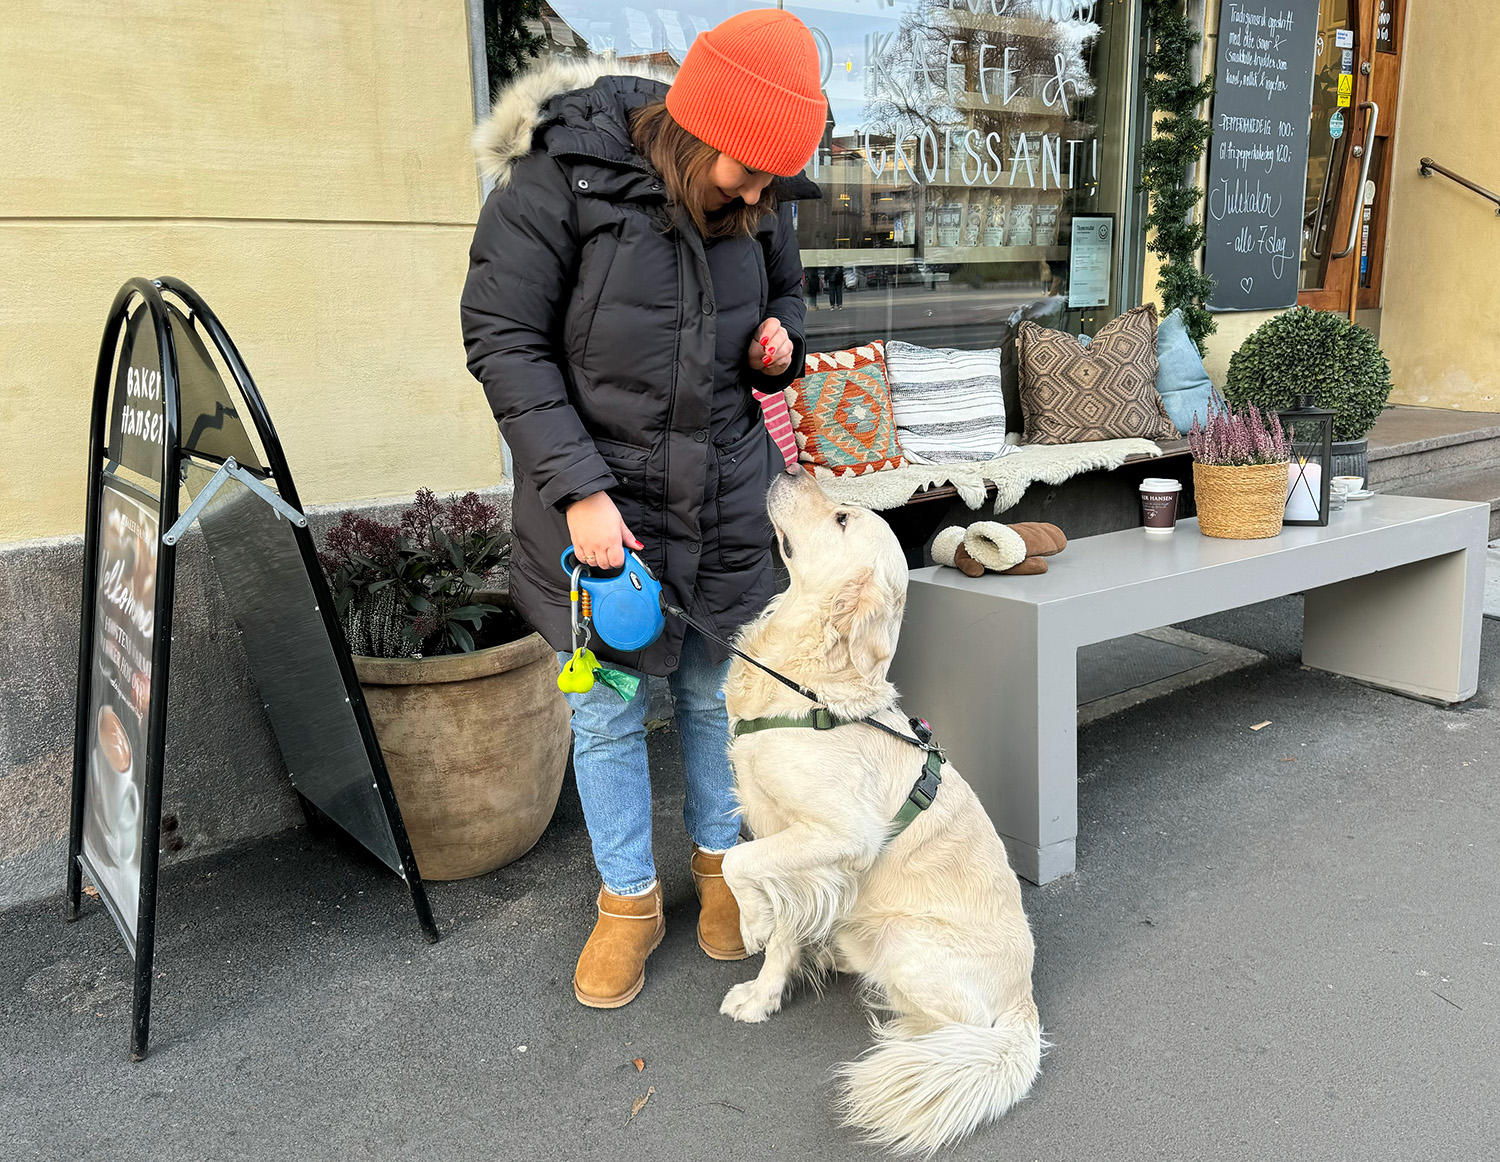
[[557, 547, 666, 698], [560, 547, 665, 650]]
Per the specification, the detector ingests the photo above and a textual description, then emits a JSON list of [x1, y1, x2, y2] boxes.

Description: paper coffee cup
[[1140, 477, 1182, 532]]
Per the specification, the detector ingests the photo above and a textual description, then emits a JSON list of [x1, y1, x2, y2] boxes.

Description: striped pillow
[[884, 341, 1009, 463], [752, 388, 798, 470]]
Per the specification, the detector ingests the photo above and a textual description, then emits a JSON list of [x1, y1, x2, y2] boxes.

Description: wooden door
[[1297, 0, 1404, 314]]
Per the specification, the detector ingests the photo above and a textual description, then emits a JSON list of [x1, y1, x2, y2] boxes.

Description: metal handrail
[[1332, 101, 1379, 259], [1419, 157, 1500, 215]]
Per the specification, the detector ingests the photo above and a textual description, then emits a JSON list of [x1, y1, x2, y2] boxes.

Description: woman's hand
[[566, 492, 642, 571], [749, 318, 795, 377]]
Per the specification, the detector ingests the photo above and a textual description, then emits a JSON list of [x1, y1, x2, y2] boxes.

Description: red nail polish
[[763, 356, 772, 365]]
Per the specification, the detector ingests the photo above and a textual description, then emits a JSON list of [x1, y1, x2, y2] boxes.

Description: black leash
[[661, 601, 942, 758]]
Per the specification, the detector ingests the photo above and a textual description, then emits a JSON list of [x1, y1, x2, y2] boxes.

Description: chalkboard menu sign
[[1204, 1, 1320, 312]]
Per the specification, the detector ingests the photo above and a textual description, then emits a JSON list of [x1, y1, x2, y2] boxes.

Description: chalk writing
[[1205, 0, 1318, 311]]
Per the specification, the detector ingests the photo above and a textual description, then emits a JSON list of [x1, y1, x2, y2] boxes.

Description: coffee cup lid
[[1139, 477, 1181, 491]]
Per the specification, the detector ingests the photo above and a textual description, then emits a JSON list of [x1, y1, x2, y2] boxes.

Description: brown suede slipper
[[1002, 556, 1049, 575], [952, 543, 985, 578], [1006, 522, 1068, 556]]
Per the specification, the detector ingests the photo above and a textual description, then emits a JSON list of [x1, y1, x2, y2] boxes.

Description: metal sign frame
[[67, 277, 437, 1062]]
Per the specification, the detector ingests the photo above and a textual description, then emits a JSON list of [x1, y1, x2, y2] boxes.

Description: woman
[[461, 11, 826, 1008]]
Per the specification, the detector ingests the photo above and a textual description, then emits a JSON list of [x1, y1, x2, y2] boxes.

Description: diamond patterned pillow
[[784, 341, 908, 477], [1018, 305, 1178, 445]]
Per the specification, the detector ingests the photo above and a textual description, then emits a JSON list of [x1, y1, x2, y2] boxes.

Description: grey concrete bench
[[888, 495, 1489, 884]]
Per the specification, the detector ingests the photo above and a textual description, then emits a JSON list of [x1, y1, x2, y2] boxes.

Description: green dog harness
[[733, 710, 945, 841], [659, 603, 943, 840]]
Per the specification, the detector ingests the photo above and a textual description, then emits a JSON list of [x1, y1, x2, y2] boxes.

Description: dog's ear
[[825, 568, 899, 681]]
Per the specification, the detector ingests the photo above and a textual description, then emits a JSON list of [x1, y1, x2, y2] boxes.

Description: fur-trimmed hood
[[473, 58, 672, 188]]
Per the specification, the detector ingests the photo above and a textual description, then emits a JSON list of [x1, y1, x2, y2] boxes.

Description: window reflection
[[537, 0, 1126, 347]]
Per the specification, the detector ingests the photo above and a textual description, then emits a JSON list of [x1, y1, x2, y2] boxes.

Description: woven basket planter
[[1193, 460, 1289, 539]]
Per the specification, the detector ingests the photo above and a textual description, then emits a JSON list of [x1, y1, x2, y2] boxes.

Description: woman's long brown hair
[[629, 102, 776, 238]]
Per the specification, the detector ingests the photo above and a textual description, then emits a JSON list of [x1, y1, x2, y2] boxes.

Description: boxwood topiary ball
[[1223, 306, 1393, 442]]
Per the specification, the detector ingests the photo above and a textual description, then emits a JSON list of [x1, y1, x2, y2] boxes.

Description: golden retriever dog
[[719, 471, 1042, 1155]]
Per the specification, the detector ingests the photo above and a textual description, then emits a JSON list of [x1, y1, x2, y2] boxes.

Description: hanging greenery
[[1140, 0, 1217, 353]]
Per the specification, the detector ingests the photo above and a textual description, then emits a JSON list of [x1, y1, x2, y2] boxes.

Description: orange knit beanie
[[665, 9, 827, 178]]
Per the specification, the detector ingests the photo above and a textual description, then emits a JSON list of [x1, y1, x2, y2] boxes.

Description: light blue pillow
[[1153, 308, 1219, 434]]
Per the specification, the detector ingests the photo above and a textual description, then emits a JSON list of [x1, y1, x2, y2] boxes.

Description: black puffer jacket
[[461, 62, 817, 675]]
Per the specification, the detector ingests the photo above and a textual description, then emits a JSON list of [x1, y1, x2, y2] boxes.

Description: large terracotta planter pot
[[1192, 460, 1290, 539], [352, 628, 570, 880]]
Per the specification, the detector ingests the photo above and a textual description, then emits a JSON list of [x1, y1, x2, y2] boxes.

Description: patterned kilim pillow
[[784, 341, 908, 477], [1018, 305, 1178, 445], [885, 341, 1009, 463]]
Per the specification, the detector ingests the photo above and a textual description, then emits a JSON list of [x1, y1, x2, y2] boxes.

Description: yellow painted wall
[[1378, 2, 1500, 411], [0, 2, 496, 544]]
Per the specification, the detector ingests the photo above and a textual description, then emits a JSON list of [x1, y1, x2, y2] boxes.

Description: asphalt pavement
[[3, 596, 1496, 1162]]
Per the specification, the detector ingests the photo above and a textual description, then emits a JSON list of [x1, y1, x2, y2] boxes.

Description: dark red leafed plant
[[1188, 402, 1290, 467], [318, 489, 524, 658]]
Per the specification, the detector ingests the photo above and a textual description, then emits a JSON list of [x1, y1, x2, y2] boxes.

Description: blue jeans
[[558, 628, 741, 895]]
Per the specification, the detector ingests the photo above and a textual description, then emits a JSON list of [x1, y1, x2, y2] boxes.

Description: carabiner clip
[[569, 562, 590, 652]]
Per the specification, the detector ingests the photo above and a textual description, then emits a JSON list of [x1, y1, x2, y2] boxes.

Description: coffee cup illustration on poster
[[82, 478, 159, 935]]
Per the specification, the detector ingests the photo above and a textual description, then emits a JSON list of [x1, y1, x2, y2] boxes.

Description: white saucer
[[1346, 489, 1376, 500]]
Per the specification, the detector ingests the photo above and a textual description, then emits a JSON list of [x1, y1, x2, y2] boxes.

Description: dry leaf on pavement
[[83, 886, 98, 898], [628, 1086, 655, 1123], [1250, 721, 1272, 731], [632, 1057, 645, 1072]]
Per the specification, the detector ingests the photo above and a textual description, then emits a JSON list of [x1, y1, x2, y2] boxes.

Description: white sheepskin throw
[[814, 438, 1162, 514]]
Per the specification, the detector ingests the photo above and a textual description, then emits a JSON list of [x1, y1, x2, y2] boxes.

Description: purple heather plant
[[319, 489, 516, 658], [1188, 402, 1290, 467]]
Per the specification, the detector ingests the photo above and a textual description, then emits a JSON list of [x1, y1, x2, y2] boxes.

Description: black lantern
[[1279, 394, 1334, 526]]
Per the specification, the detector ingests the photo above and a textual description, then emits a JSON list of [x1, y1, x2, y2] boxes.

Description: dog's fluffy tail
[[836, 1002, 1043, 1156]]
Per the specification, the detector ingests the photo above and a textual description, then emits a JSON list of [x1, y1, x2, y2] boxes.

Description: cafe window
[[532, 0, 1144, 347]]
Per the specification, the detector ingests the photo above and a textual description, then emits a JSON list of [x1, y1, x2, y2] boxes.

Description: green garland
[[1140, 0, 1217, 352]]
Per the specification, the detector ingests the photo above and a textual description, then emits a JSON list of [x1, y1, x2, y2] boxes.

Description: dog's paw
[[720, 977, 783, 1024]]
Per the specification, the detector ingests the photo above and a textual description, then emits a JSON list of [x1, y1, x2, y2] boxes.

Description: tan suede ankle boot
[[691, 846, 749, 961], [574, 883, 665, 1008]]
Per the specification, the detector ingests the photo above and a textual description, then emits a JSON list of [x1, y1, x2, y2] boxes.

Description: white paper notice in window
[[1068, 216, 1113, 308]]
